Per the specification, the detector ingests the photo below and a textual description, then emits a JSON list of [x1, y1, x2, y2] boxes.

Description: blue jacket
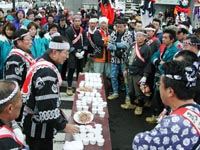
[[151, 43, 179, 74], [12, 9, 25, 30], [42, 32, 52, 50], [31, 35, 46, 58], [0, 35, 13, 79]]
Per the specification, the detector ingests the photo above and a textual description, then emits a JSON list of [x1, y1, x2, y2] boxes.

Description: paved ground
[[53, 80, 156, 150]]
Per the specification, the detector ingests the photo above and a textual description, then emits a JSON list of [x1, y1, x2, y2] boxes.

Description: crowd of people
[[0, 3, 199, 150]]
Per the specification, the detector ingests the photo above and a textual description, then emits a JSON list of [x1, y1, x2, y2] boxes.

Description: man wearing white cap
[[21, 36, 79, 150], [124, 30, 151, 115], [84, 18, 98, 72], [93, 16, 111, 78]]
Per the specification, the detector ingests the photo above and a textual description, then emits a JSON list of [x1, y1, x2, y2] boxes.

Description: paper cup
[[94, 129, 102, 136], [90, 92, 95, 97], [76, 100, 82, 104], [85, 92, 90, 97], [95, 134, 103, 139], [89, 137, 96, 145], [83, 137, 89, 145], [94, 127, 102, 134], [83, 105, 89, 111], [95, 92, 101, 97], [102, 101, 107, 107], [81, 101, 87, 106], [92, 102, 98, 108], [80, 133, 87, 140], [92, 107, 97, 114], [87, 132, 94, 138], [78, 93, 84, 99], [98, 107, 103, 113], [77, 105, 82, 111], [80, 127, 87, 134], [85, 125, 93, 132], [95, 124, 102, 129], [97, 138, 105, 146], [86, 98, 92, 104], [99, 111, 105, 118]]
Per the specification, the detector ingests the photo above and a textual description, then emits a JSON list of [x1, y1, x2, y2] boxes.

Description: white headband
[[0, 81, 19, 105], [13, 32, 30, 41], [49, 41, 70, 50], [136, 31, 147, 36], [144, 27, 156, 31]]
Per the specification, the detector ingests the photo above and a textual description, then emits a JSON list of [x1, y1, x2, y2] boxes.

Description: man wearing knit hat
[[21, 36, 79, 150], [65, 14, 88, 96], [93, 16, 111, 78]]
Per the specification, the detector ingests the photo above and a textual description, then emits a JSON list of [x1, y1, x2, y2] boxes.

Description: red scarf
[[146, 36, 157, 46], [72, 27, 83, 45], [159, 44, 166, 59], [135, 43, 145, 63], [98, 28, 108, 39]]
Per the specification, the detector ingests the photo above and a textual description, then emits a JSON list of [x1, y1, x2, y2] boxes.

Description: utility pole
[[12, 0, 15, 10]]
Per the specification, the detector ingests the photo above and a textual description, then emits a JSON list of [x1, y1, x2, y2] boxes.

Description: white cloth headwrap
[[136, 31, 147, 36], [99, 17, 108, 25], [13, 32, 30, 41], [0, 81, 19, 105], [49, 41, 70, 50], [144, 27, 156, 31]]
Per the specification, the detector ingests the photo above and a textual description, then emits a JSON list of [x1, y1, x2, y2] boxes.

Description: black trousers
[[26, 136, 53, 150], [67, 59, 84, 87], [61, 60, 68, 81]]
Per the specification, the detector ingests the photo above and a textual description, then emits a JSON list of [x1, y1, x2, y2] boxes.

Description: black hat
[[59, 15, 66, 21], [177, 28, 188, 34]]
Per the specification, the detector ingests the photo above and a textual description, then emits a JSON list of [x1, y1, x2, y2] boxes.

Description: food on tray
[[78, 112, 92, 124], [77, 87, 93, 92]]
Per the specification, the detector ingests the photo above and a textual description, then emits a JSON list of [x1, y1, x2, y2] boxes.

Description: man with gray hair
[[0, 80, 24, 149], [21, 36, 79, 150]]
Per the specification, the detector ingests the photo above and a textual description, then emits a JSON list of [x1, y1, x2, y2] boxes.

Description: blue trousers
[[110, 63, 129, 97]]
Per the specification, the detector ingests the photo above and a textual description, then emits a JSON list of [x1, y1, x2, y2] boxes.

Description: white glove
[[80, 51, 85, 56], [75, 52, 84, 59], [139, 76, 147, 85], [75, 52, 81, 58]]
